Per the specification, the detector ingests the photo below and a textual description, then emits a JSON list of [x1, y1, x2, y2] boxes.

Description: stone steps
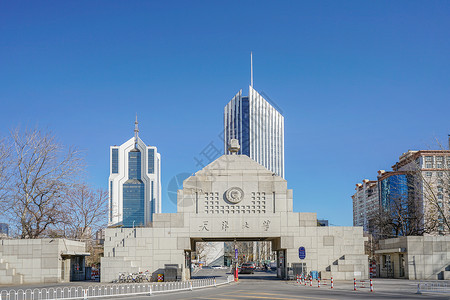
[[0, 252, 24, 284], [323, 254, 367, 280], [108, 229, 137, 257]]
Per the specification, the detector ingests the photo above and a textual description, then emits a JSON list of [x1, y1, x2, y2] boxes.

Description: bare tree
[[3, 127, 84, 238], [371, 191, 428, 238], [224, 241, 256, 264], [0, 136, 11, 207], [370, 171, 441, 239], [194, 242, 222, 264], [372, 141, 450, 238], [60, 184, 108, 240]]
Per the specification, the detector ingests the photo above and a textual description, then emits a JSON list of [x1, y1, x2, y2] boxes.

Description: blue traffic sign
[[299, 246, 306, 259], [235, 249, 238, 259]]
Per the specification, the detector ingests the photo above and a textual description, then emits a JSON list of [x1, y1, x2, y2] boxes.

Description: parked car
[[240, 262, 256, 274], [211, 265, 222, 269]]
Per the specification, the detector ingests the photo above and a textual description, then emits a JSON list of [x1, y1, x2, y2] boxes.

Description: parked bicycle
[[115, 271, 152, 283]]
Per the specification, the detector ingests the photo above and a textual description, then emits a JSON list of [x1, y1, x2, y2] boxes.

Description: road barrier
[[417, 282, 450, 294], [0, 275, 234, 300], [295, 275, 378, 292], [320, 278, 329, 286]]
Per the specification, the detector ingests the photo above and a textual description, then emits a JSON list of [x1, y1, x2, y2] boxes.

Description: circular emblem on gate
[[225, 187, 244, 204]]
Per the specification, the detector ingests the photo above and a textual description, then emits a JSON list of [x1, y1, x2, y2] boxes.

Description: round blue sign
[[299, 246, 306, 259]]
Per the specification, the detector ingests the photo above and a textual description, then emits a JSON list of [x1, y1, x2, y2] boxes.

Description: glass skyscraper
[[224, 85, 285, 178], [379, 172, 416, 236], [108, 117, 161, 227], [0, 223, 9, 237], [122, 149, 145, 227]]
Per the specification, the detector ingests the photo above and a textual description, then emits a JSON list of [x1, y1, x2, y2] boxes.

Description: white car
[[211, 265, 222, 269]]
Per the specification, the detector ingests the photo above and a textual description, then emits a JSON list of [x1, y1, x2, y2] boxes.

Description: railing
[[0, 275, 234, 300], [417, 282, 450, 294]]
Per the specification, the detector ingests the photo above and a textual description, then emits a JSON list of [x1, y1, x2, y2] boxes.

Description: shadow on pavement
[[237, 270, 279, 281]]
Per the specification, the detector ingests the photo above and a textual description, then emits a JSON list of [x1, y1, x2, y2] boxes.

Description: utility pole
[[234, 238, 238, 281]]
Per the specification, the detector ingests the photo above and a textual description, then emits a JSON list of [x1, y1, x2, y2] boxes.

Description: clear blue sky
[[1, 1, 449, 226]]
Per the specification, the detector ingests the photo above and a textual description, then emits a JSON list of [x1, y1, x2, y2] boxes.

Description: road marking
[[225, 296, 329, 300], [224, 292, 335, 300], [193, 297, 234, 300], [187, 295, 335, 300]]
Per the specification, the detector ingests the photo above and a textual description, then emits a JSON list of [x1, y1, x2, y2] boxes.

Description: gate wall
[[102, 155, 368, 282]]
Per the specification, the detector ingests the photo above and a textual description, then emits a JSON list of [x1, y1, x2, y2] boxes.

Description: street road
[[2, 269, 449, 299], [116, 269, 450, 300]]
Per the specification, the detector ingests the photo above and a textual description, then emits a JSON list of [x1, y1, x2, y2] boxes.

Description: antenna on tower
[[250, 52, 253, 87], [134, 113, 139, 148]]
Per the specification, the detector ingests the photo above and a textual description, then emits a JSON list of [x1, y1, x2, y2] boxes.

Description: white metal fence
[[0, 275, 234, 300], [417, 281, 450, 294]]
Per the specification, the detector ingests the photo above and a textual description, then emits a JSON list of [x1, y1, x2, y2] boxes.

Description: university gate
[[101, 154, 368, 282]]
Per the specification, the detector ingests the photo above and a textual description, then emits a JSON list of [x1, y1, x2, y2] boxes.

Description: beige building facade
[[392, 150, 450, 235], [0, 239, 88, 284], [352, 179, 379, 232], [376, 236, 450, 280]]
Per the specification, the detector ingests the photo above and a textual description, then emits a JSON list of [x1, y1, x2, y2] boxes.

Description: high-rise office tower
[[108, 117, 161, 227], [224, 54, 285, 178], [0, 223, 9, 237]]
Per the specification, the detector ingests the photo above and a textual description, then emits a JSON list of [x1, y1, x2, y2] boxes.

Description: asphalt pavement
[[2, 268, 450, 300], [120, 269, 450, 300]]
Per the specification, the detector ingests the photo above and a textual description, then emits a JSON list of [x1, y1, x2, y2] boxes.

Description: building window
[[426, 172, 432, 178], [148, 149, 155, 174], [426, 162, 433, 169], [425, 156, 433, 162], [112, 149, 119, 173], [436, 157, 443, 168], [438, 194, 444, 200]]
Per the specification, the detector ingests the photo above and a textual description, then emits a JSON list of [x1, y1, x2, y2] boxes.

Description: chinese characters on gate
[[198, 220, 271, 232]]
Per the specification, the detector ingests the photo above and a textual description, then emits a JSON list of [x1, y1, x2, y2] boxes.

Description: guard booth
[[277, 250, 286, 279], [61, 251, 90, 281]]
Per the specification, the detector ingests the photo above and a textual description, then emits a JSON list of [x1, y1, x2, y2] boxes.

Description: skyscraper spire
[[134, 114, 139, 148], [250, 51, 253, 87]]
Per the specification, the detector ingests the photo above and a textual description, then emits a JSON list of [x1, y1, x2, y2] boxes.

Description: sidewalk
[[0, 280, 103, 292], [287, 278, 449, 294]]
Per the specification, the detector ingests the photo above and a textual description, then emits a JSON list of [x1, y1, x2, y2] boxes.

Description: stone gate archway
[[101, 154, 368, 282]]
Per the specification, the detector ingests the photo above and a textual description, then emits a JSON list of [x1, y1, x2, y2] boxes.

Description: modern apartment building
[[352, 179, 379, 232], [224, 85, 284, 178], [353, 142, 450, 236], [391, 149, 450, 234], [108, 117, 161, 227]]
